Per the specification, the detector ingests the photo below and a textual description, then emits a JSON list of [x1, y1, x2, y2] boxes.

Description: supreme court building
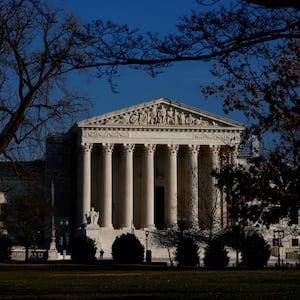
[[3, 98, 300, 263], [49, 97, 245, 258]]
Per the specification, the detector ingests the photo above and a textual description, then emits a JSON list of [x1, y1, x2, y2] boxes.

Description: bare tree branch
[[246, 0, 300, 10], [0, 0, 299, 159]]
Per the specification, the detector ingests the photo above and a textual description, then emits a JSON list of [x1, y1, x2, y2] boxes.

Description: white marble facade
[[74, 98, 245, 233]]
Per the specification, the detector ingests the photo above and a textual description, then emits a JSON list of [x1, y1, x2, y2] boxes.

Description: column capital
[[231, 144, 239, 154], [81, 142, 93, 153], [144, 144, 156, 154], [122, 143, 135, 153], [210, 145, 220, 152], [101, 143, 114, 153], [187, 144, 200, 155], [167, 144, 179, 155]]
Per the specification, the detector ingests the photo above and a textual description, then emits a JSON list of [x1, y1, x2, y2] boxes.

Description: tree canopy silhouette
[[1, 0, 299, 160]]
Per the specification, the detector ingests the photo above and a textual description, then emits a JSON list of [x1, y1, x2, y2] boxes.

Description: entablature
[[80, 126, 242, 146]]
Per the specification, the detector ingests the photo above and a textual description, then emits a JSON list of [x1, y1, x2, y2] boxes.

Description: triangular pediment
[[77, 98, 244, 129]]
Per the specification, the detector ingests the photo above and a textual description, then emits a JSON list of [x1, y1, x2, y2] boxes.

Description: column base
[[100, 224, 114, 229], [185, 221, 199, 230], [142, 225, 156, 230], [166, 223, 178, 230]]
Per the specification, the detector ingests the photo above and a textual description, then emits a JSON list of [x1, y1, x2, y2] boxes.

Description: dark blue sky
[[61, 0, 245, 124]]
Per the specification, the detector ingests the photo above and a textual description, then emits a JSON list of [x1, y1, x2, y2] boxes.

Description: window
[[292, 238, 299, 247]]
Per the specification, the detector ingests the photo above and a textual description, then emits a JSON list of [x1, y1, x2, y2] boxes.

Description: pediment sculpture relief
[[98, 104, 220, 127]]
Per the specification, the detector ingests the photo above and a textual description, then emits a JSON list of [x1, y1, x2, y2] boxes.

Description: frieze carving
[[97, 104, 220, 127], [194, 131, 240, 143], [82, 129, 129, 138]]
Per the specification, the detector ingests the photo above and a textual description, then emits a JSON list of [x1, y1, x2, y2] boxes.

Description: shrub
[[203, 239, 229, 268], [175, 236, 199, 266], [112, 233, 144, 263], [0, 234, 11, 262], [71, 234, 97, 263], [242, 232, 271, 268]]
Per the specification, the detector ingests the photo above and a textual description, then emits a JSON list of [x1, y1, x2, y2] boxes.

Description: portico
[[74, 98, 244, 231]]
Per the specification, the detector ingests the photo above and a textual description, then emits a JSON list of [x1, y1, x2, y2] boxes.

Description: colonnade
[[77, 142, 237, 230]]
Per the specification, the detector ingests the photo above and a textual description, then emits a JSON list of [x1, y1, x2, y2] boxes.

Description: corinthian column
[[186, 145, 200, 228], [211, 145, 220, 171], [80, 142, 93, 226], [142, 144, 156, 228], [121, 143, 135, 228], [166, 144, 179, 228], [210, 145, 222, 228], [100, 143, 114, 228], [230, 145, 239, 166]]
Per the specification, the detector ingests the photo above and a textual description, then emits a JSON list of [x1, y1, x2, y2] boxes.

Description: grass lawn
[[0, 264, 300, 299]]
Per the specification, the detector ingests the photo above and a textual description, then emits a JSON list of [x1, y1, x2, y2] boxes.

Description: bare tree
[[0, 0, 151, 159], [152, 192, 226, 266], [245, 0, 300, 9], [1, 0, 299, 161], [198, 0, 300, 9], [157, 1, 300, 220], [1, 0, 299, 221], [6, 188, 51, 261]]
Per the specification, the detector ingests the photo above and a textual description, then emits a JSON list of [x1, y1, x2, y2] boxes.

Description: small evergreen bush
[[112, 233, 144, 263], [175, 236, 199, 266], [203, 239, 229, 268], [242, 232, 271, 268], [0, 234, 11, 262], [71, 234, 97, 263]]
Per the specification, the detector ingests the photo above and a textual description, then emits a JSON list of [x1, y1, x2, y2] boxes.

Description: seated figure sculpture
[[85, 207, 99, 225]]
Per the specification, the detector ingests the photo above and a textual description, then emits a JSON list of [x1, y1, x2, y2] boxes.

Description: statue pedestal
[[81, 208, 102, 258], [48, 249, 60, 260], [48, 239, 60, 260], [84, 224, 102, 258], [85, 224, 101, 243]]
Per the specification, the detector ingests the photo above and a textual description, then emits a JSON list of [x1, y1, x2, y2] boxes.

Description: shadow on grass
[[1, 263, 300, 299]]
